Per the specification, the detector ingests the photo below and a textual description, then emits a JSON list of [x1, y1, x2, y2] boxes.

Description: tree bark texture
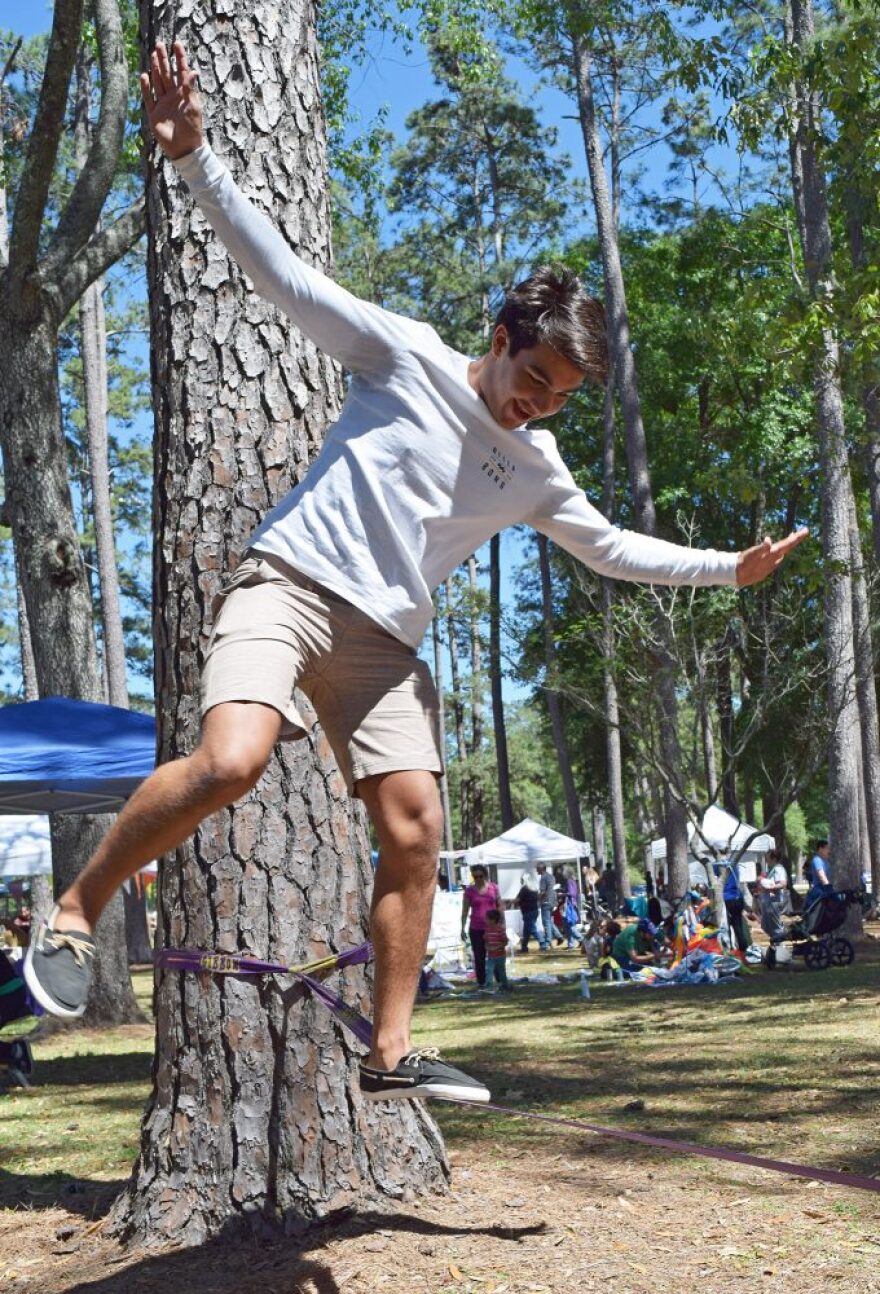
[[112, 0, 447, 1246], [788, 0, 862, 905], [570, 24, 688, 897]]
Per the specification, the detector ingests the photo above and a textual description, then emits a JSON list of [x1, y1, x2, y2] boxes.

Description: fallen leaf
[[449, 1263, 464, 1281]]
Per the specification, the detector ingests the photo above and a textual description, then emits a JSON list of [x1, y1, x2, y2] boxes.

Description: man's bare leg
[[357, 770, 443, 1071], [51, 702, 283, 935]]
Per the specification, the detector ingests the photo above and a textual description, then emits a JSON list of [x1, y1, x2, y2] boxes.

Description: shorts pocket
[[209, 555, 264, 621]]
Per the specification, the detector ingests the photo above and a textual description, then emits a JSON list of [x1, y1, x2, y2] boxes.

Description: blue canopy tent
[[0, 697, 156, 816]]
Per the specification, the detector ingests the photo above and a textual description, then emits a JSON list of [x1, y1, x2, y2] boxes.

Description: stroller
[[765, 889, 861, 970]]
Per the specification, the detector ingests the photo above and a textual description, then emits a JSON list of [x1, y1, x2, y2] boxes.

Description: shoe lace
[[48, 932, 95, 967], [403, 1046, 440, 1065]]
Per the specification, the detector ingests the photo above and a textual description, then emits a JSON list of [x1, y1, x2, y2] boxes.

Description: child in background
[[484, 909, 512, 992]]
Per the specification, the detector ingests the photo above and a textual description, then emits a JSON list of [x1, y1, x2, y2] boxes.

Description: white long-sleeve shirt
[[176, 145, 739, 650]]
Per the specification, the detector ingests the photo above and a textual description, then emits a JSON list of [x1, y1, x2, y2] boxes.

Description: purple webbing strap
[[436, 1099, 880, 1195], [156, 941, 372, 979], [306, 982, 880, 1197]]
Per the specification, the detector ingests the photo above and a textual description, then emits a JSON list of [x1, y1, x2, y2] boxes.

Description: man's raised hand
[[140, 39, 203, 161], [735, 528, 809, 588]]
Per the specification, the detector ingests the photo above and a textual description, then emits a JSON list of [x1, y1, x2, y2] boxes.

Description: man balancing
[[25, 39, 807, 1104]]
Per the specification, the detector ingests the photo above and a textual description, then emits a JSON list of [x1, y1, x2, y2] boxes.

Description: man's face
[[481, 326, 588, 429]]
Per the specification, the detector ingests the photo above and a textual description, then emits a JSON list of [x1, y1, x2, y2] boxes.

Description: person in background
[[755, 848, 789, 946], [483, 908, 512, 992], [561, 866, 579, 949], [515, 873, 546, 952], [611, 918, 659, 972], [805, 840, 832, 909], [722, 855, 753, 953], [461, 865, 501, 987], [536, 862, 557, 950], [597, 862, 619, 916]]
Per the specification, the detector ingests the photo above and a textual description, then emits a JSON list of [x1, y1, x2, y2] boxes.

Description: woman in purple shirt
[[461, 865, 501, 987]]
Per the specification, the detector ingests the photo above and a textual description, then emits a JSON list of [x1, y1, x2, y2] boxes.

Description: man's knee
[[367, 778, 443, 870], [193, 704, 280, 799]]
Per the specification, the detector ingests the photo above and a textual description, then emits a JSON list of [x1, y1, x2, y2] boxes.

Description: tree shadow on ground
[[60, 1208, 547, 1294], [25, 1051, 152, 1088], [0, 1169, 125, 1218]]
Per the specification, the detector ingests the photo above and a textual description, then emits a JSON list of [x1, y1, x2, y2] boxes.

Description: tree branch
[[53, 198, 145, 320], [7, 0, 85, 299], [43, 0, 129, 281]]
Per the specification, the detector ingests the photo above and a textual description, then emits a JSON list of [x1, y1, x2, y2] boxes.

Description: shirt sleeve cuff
[[716, 552, 740, 586], [173, 142, 226, 192]]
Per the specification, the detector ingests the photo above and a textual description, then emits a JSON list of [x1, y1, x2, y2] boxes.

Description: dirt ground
[[3, 941, 879, 1293], [3, 1117, 880, 1293]]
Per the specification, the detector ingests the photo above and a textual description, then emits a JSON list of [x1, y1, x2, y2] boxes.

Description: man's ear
[[491, 324, 509, 359]]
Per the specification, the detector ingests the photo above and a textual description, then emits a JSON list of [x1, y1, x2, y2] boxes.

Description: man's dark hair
[[495, 265, 608, 384], [815, 839, 828, 851]]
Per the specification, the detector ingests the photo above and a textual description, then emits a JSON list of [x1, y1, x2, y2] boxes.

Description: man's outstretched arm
[[529, 463, 808, 590], [140, 40, 418, 373]]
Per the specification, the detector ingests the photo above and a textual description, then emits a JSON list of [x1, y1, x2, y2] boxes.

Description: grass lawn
[[1, 946, 879, 1293]]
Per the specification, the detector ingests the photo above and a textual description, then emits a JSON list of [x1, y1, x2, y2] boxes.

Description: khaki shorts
[[200, 552, 443, 794]]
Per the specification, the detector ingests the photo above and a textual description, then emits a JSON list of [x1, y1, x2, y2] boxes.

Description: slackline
[[161, 943, 880, 1196]]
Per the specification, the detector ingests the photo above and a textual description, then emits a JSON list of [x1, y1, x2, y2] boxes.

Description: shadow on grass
[[25, 1051, 152, 1088], [0, 1168, 126, 1218], [58, 1208, 547, 1294]]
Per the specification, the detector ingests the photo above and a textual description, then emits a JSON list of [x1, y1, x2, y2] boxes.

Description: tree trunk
[[489, 533, 514, 830], [445, 577, 469, 842], [74, 43, 130, 710], [600, 378, 630, 897], [591, 806, 606, 871], [15, 565, 39, 701], [848, 493, 880, 897], [0, 2, 143, 1023], [570, 23, 687, 898], [537, 533, 585, 840], [467, 554, 484, 843], [112, 0, 446, 1245], [432, 606, 454, 852], [716, 628, 739, 816], [788, 0, 862, 917], [0, 323, 141, 1025]]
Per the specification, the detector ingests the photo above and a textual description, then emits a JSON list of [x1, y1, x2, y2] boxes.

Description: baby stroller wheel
[[830, 936, 855, 967], [805, 940, 832, 970]]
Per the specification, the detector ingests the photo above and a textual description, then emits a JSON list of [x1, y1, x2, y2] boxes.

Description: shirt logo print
[[480, 445, 516, 491]]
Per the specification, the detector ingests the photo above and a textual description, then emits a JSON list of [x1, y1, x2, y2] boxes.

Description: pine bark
[[111, 0, 446, 1245]]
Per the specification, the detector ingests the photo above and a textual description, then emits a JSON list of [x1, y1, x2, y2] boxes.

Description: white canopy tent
[[650, 805, 775, 886], [0, 814, 51, 879], [462, 818, 591, 901], [0, 814, 156, 881]]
